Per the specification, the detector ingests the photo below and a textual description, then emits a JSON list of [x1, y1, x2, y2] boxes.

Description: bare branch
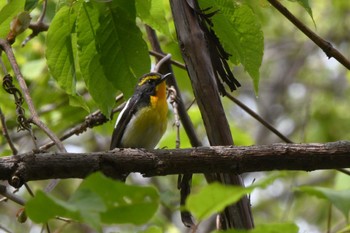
[[149, 50, 186, 70], [0, 184, 25, 205], [39, 102, 125, 151], [268, 0, 350, 70], [153, 53, 172, 73], [0, 108, 18, 155], [0, 39, 66, 152]]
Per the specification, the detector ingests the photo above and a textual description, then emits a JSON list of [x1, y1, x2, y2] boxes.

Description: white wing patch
[[115, 99, 131, 128]]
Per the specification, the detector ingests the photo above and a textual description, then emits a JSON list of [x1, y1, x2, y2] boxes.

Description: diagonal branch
[[1, 141, 350, 186], [268, 0, 350, 70], [0, 39, 66, 152]]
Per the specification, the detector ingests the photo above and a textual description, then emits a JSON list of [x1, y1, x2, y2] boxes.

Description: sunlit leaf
[[46, 6, 77, 95], [26, 190, 78, 223], [136, 0, 171, 36], [76, 2, 117, 115], [199, 0, 264, 93], [96, 0, 150, 98], [0, 0, 25, 38], [80, 172, 159, 225], [26, 173, 160, 231], [186, 173, 279, 220]]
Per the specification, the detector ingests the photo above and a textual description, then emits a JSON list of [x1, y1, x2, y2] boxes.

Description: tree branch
[[268, 0, 350, 70], [170, 0, 253, 229], [0, 39, 66, 153], [2, 141, 350, 187]]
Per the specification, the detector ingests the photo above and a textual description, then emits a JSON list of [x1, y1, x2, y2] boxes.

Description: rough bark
[[169, 0, 254, 229], [1, 141, 350, 187]]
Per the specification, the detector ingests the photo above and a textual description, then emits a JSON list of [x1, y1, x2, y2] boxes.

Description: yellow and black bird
[[110, 72, 170, 150]]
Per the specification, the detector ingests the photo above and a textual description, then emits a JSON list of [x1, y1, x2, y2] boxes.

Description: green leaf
[[288, 0, 315, 26], [80, 172, 159, 225], [136, 0, 171, 36], [76, 2, 117, 115], [96, 0, 150, 98], [199, 0, 264, 93], [186, 182, 252, 220], [68, 95, 90, 112], [25, 0, 38, 11], [26, 173, 159, 230], [46, 5, 77, 95], [297, 186, 350, 220], [68, 188, 106, 231], [186, 173, 279, 220], [213, 223, 299, 233], [26, 190, 78, 223], [0, 0, 25, 38]]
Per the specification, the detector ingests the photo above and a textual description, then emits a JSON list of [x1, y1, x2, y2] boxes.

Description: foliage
[[0, 0, 350, 233], [26, 172, 159, 232]]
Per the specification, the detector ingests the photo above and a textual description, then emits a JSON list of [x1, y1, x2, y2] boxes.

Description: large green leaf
[[77, 0, 150, 115], [46, 5, 77, 94], [186, 173, 279, 220], [186, 182, 252, 220], [136, 0, 171, 36], [96, 0, 150, 98], [0, 0, 25, 38], [26, 190, 78, 223], [213, 223, 299, 233], [80, 172, 159, 225], [297, 186, 350, 220], [26, 173, 159, 231], [199, 0, 264, 92], [46, 4, 89, 112], [76, 2, 118, 116]]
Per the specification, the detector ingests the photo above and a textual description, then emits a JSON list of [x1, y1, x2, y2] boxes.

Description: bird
[[110, 72, 170, 151]]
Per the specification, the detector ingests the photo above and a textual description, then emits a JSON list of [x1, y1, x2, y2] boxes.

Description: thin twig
[[153, 53, 172, 73], [39, 102, 125, 151], [225, 93, 293, 143], [168, 86, 181, 148], [0, 224, 12, 233], [149, 50, 186, 70], [0, 184, 25, 206], [24, 182, 34, 197], [0, 39, 66, 153], [22, 0, 49, 47], [268, 0, 350, 70], [0, 107, 18, 155]]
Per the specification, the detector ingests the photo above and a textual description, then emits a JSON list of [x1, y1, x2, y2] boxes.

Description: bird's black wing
[[110, 94, 140, 149]]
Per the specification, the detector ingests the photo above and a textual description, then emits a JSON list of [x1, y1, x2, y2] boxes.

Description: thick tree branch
[[2, 141, 350, 187], [170, 0, 253, 229]]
